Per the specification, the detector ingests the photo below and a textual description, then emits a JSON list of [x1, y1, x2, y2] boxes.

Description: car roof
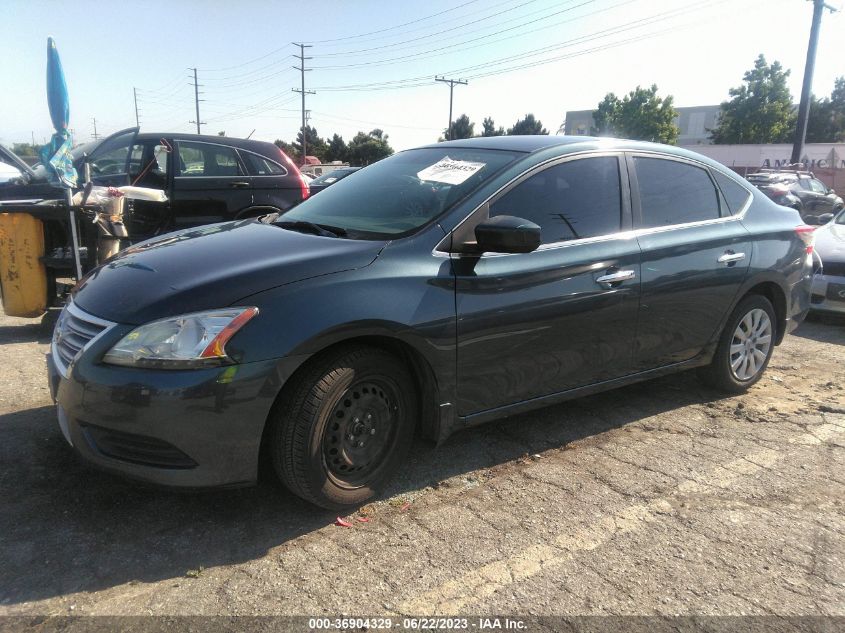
[[136, 132, 277, 154], [418, 136, 744, 175]]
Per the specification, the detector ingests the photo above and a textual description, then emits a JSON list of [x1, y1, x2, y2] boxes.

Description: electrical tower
[[292, 43, 315, 166], [133, 87, 141, 128], [435, 76, 468, 140], [791, 0, 837, 165], [189, 67, 206, 134], [91, 117, 99, 140]]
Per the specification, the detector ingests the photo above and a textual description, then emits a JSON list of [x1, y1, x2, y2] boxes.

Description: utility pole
[[31, 131, 35, 147], [790, 0, 837, 165], [91, 117, 99, 140], [189, 67, 205, 134], [435, 76, 468, 140], [133, 87, 141, 128], [292, 43, 315, 166]]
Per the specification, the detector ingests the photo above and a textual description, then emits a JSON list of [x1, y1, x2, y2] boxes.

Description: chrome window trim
[[435, 148, 754, 259], [51, 301, 117, 379]]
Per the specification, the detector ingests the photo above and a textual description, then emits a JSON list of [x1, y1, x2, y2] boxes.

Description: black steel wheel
[[269, 345, 417, 509]]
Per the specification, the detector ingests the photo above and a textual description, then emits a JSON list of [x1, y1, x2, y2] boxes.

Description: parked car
[[308, 167, 361, 195], [25, 128, 310, 241], [48, 136, 813, 509], [746, 168, 843, 224], [810, 208, 845, 314]]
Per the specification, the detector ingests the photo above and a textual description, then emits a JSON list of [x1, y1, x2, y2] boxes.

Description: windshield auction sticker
[[417, 156, 486, 185]]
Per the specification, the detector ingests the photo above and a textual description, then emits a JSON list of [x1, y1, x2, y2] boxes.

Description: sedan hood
[[73, 219, 384, 324], [815, 223, 845, 263]]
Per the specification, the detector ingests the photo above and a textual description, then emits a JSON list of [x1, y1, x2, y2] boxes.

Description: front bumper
[[810, 273, 845, 314], [47, 336, 305, 488]]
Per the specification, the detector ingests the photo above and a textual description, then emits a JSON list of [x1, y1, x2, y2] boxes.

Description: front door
[[170, 140, 253, 228], [125, 138, 173, 240], [84, 127, 138, 187], [454, 154, 641, 415], [629, 154, 751, 370]]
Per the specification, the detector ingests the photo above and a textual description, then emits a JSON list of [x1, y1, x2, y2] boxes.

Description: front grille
[[821, 261, 845, 278], [81, 424, 197, 469], [52, 302, 114, 376]]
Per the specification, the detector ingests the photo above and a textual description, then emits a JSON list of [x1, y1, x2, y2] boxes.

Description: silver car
[[811, 208, 845, 314]]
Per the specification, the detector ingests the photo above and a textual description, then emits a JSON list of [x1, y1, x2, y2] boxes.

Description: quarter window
[[634, 157, 720, 228], [713, 170, 751, 215], [177, 142, 244, 177], [490, 156, 622, 244], [243, 153, 286, 176]]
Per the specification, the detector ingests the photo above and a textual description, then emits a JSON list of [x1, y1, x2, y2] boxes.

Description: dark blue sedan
[[48, 136, 814, 509]]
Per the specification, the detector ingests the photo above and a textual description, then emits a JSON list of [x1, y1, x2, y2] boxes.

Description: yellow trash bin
[[0, 213, 48, 318]]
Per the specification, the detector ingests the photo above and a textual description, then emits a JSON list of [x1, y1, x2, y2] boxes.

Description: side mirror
[[818, 213, 834, 225], [474, 215, 541, 254]]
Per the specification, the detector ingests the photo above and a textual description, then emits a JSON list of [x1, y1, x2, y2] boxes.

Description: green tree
[[217, 131, 226, 136], [591, 84, 678, 144], [507, 113, 549, 136], [274, 139, 299, 164], [347, 129, 394, 166], [710, 54, 795, 144], [481, 116, 504, 137], [445, 114, 475, 140], [293, 125, 327, 161], [11, 143, 40, 157], [324, 134, 348, 162], [806, 76, 845, 143], [507, 114, 548, 135]]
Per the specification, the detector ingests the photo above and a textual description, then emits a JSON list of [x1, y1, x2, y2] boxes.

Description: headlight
[[102, 307, 258, 369]]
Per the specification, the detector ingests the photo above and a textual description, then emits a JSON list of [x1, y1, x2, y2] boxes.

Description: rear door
[[170, 139, 253, 228], [630, 154, 751, 370], [240, 149, 301, 212]]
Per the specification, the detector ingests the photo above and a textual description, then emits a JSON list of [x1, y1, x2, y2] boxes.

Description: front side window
[[88, 130, 137, 177], [490, 156, 622, 244], [279, 148, 520, 238], [635, 157, 720, 228], [177, 142, 243, 177]]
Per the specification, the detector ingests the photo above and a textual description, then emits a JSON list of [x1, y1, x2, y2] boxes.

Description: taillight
[[297, 172, 310, 201], [795, 225, 815, 254], [276, 146, 309, 201]]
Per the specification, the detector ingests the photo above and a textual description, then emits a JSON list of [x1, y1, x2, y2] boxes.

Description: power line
[[435, 77, 468, 140], [292, 43, 315, 165], [309, 0, 483, 44]]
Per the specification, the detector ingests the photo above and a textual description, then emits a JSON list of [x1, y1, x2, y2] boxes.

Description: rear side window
[[243, 153, 286, 176], [490, 156, 622, 244], [713, 170, 751, 215], [177, 142, 244, 177], [634, 157, 720, 228]]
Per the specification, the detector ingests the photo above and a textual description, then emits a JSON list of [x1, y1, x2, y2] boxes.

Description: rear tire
[[268, 345, 417, 510], [697, 294, 776, 393]]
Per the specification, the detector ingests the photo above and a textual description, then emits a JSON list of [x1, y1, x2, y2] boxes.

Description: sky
[[1, 0, 843, 152]]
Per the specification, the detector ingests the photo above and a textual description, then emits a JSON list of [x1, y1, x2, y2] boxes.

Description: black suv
[[747, 169, 843, 224], [25, 128, 309, 241]]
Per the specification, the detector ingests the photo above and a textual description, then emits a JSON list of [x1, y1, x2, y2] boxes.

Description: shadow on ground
[[792, 314, 845, 345], [0, 364, 733, 606]]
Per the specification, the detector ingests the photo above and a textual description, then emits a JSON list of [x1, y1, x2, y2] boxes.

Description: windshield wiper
[[274, 220, 346, 238]]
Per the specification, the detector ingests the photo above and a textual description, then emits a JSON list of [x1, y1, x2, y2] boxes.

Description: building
[[561, 105, 721, 145]]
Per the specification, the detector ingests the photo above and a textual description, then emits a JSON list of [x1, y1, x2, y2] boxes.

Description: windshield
[[310, 168, 357, 186], [279, 147, 520, 238]]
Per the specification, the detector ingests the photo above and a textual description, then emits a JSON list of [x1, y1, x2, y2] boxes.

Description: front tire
[[269, 345, 418, 510], [697, 294, 776, 393]]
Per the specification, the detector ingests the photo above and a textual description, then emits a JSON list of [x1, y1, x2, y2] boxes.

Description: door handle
[[596, 269, 636, 287], [717, 251, 745, 264], [229, 181, 250, 188]]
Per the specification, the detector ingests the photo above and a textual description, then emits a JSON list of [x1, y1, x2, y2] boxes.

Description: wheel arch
[[257, 330, 446, 476], [737, 278, 789, 345]]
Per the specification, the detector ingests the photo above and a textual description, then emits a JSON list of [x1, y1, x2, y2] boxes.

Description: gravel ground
[[0, 310, 843, 618]]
